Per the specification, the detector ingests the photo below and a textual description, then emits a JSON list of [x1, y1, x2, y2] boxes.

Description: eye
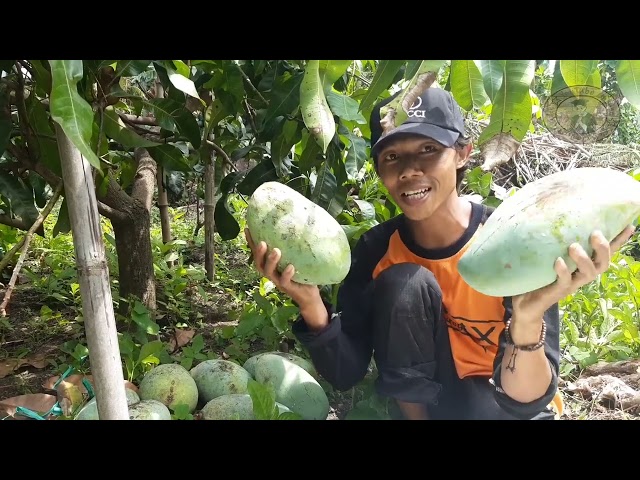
[[383, 152, 398, 162]]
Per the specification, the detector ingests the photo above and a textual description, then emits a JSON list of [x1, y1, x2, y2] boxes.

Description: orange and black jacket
[[292, 201, 561, 419]]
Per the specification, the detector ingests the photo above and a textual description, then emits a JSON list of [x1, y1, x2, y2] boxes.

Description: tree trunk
[[157, 166, 173, 267], [204, 156, 215, 281], [112, 206, 156, 313], [96, 148, 158, 316]]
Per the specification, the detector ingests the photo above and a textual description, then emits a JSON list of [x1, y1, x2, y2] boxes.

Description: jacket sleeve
[[491, 296, 561, 419], [291, 235, 376, 391]]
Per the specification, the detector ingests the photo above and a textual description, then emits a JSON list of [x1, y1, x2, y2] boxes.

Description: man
[[245, 86, 635, 420]]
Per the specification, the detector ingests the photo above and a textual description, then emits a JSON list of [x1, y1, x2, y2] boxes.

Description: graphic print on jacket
[[372, 203, 506, 380]]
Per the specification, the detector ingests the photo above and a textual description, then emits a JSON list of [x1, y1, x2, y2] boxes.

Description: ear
[[455, 142, 473, 169]]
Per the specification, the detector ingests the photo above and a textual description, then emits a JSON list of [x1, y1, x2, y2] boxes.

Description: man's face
[[375, 134, 470, 221]]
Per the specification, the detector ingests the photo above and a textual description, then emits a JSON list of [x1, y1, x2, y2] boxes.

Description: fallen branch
[[0, 237, 26, 276], [0, 182, 63, 317]]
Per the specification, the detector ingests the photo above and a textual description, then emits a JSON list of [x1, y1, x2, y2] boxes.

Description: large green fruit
[[75, 388, 141, 420], [253, 353, 329, 420], [138, 363, 199, 413], [243, 351, 318, 379], [128, 400, 172, 420], [199, 393, 292, 420], [190, 359, 252, 404], [457, 167, 640, 297], [245, 181, 351, 285]]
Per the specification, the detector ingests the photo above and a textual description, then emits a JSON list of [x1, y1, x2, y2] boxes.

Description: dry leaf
[[479, 133, 521, 171], [0, 353, 50, 378], [0, 393, 57, 420], [168, 328, 195, 351], [43, 374, 138, 394]]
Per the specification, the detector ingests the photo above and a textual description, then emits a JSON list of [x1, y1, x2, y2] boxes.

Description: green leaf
[[478, 60, 536, 144], [214, 193, 240, 241], [450, 60, 489, 111], [48, 60, 102, 170], [102, 107, 161, 148], [236, 158, 279, 196], [0, 171, 38, 225], [311, 163, 347, 218], [261, 71, 304, 127], [270, 119, 301, 177], [247, 379, 279, 420], [138, 340, 165, 364], [326, 91, 366, 123], [404, 60, 422, 81], [53, 197, 71, 237], [343, 132, 368, 180], [277, 411, 303, 420], [115, 60, 151, 78], [146, 98, 201, 149], [476, 60, 505, 102], [615, 60, 640, 109], [131, 308, 160, 335], [559, 60, 599, 88], [550, 61, 569, 95], [28, 60, 52, 97], [318, 60, 352, 94], [358, 60, 406, 112], [297, 132, 323, 175], [147, 144, 192, 173], [164, 62, 201, 100]]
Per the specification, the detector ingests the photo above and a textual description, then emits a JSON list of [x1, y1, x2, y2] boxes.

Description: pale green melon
[[253, 353, 329, 420], [138, 363, 199, 413], [243, 351, 317, 379], [245, 181, 351, 286], [128, 399, 172, 420], [199, 393, 292, 420], [457, 167, 640, 297], [189, 359, 252, 404], [75, 388, 140, 420]]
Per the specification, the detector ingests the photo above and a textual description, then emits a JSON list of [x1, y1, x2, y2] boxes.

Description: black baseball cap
[[369, 87, 466, 164]]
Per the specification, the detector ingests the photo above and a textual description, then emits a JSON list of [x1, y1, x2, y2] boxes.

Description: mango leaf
[[476, 60, 505, 102], [311, 163, 347, 218], [25, 95, 62, 175], [261, 71, 304, 127], [297, 131, 323, 175], [343, 131, 368, 180], [615, 60, 640, 109], [326, 91, 366, 123], [214, 193, 240, 241], [148, 144, 191, 173], [115, 60, 151, 78], [270, 119, 301, 177], [102, 107, 161, 148], [404, 60, 422, 81], [318, 60, 352, 94], [550, 61, 569, 95], [48, 60, 101, 170], [478, 60, 536, 171], [450, 60, 489, 111], [358, 60, 406, 112], [236, 158, 279, 196], [28, 171, 48, 208], [0, 171, 39, 225], [28, 60, 52, 97], [559, 60, 599, 88], [164, 61, 201, 100], [146, 98, 201, 149], [53, 197, 71, 237]]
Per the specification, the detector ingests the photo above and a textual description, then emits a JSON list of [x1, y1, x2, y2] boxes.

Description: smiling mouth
[[401, 187, 431, 199]]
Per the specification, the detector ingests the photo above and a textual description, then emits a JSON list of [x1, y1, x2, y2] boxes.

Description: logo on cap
[[542, 85, 620, 144], [407, 96, 425, 118]]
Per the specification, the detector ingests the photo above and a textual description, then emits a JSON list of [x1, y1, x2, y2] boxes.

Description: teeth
[[403, 188, 430, 197]]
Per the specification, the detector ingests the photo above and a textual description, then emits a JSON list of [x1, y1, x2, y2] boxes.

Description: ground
[[1, 242, 639, 421]]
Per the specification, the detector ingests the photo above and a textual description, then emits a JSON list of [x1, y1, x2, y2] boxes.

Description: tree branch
[[131, 148, 157, 210], [235, 62, 268, 106], [0, 214, 30, 231], [118, 112, 159, 126], [206, 139, 237, 171], [97, 200, 127, 222]]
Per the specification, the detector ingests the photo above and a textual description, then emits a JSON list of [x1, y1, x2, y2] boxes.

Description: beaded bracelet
[[504, 318, 546, 351]]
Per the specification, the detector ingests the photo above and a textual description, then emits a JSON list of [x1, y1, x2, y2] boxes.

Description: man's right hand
[[245, 228, 329, 331]]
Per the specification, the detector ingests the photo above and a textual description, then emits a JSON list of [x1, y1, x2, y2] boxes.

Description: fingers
[[610, 225, 636, 253], [263, 247, 281, 279]]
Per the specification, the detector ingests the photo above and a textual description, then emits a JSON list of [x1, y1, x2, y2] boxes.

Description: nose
[[398, 156, 424, 180]]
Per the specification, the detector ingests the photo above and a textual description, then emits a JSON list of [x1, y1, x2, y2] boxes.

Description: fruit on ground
[[128, 400, 172, 420], [74, 387, 140, 420], [189, 359, 252, 404], [243, 351, 318, 379], [457, 167, 640, 297], [252, 353, 329, 420], [138, 363, 199, 413], [245, 181, 351, 286], [199, 393, 292, 420]]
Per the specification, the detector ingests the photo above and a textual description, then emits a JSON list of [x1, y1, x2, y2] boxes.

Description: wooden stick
[[0, 182, 63, 317]]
